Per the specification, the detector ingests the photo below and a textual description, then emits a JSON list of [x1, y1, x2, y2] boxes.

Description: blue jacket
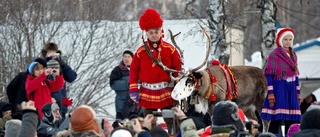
[[109, 61, 132, 114]]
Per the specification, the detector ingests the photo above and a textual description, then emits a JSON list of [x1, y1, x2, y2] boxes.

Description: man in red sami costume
[[129, 8, 182, 133]]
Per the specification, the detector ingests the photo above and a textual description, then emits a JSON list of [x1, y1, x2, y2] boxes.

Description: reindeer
[[150, 26, 268, 131]]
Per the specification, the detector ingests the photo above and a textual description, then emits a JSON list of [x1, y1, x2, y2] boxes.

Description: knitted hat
[[47, 59, 60, 69], [70, 105, 100, 134], [27, 62, 39, 75], [306, 104, 320, 112], [139, 8, 163, 31], [211, 101, 244, 130], [150, 127, 169, 137], [34, 58, 47, 68], [300, 108, 320, 130], [42, 102, 60, 122], [111, 128, 134, 137], [276, 28, 294, 47], [5, 119, 22, 137], [123, 50, 134, 58], [2, 105, 13, 112], [287, 123, 300, 137]]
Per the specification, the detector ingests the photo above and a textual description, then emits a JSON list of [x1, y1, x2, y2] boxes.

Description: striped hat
[[47, 60, 60, 69]]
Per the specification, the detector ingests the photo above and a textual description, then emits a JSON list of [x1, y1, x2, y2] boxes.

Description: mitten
[[130, 91, 139, 103], [268, 93, 275, 108], [62, 97, 73, 107]]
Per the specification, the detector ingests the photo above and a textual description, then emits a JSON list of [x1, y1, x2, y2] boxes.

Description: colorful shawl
[[265, 47, 298, 79]]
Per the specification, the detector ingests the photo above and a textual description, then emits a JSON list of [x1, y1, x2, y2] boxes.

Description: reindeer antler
[[190, 25, 211, 72], [168, 30, 184, 65], [143, 40, 181, 74]]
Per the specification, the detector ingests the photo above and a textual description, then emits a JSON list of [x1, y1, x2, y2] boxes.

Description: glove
[[268, 93, 275, 108], [62, 97, 73, 107], [54, 57, 67, 68], [130, 91, 139, 103]]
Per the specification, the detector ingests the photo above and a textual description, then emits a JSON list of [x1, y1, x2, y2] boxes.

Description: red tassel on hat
[[139, 8, 163, 31]]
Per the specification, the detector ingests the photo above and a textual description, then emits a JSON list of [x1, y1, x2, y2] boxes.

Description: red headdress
[[139, 8, 163, 31], [276, 28, 294, 47]]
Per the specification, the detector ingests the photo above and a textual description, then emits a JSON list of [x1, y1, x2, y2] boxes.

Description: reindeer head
[[170, 25, 211, 101], [171, 71, 204, 100]]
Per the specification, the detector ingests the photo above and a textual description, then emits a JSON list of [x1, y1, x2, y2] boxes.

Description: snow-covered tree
[[0, 0, 139, 118], [259, 0, 277, 64], [207, 0, 228, 64]]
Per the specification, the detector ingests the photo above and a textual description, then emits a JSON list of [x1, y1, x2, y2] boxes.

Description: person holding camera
[[41, 43, 77, 119], [25, 60, 64, 119], [6, 58, 47, 112]]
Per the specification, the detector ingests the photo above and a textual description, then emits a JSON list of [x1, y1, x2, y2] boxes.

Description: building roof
[[293, 37, 320, 52]]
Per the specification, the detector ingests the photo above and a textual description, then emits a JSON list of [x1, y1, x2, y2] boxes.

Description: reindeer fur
[[193, 65, 267, 120]]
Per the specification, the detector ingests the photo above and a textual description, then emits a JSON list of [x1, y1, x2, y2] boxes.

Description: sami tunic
[[129, 40, 181, 109], [261, 47, 301, 121]]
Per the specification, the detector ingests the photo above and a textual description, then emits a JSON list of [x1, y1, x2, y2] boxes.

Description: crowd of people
[[1, 7, 320, 137]]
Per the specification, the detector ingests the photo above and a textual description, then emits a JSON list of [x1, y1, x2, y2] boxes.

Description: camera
[[245, 121, 253, 134], [152, 109, 175, 118], [52, 69, 57, 73]]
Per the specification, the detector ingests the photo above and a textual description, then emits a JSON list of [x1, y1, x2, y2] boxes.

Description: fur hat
[[70, 105, 100, 134], [42, 102, 60, 123], [5, 119, 22, 137], [47, 59, 60, 69], [211, 101, 244, 130], [123, 50, 134, 58], [139, 8, 163, 31], [27, 62, 39, 75], [300, 108, 320, 130], [276, 28, 294, 47]]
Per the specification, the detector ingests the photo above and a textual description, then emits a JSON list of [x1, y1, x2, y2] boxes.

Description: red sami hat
[[276, 28, 294, 47], [139, 8, 163, 31]]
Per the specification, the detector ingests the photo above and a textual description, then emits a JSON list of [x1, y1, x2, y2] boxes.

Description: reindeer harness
[[192, 63, 239, 102]]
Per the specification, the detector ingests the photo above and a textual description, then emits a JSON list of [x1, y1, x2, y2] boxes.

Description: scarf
[[265, 47, 298, 80]]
